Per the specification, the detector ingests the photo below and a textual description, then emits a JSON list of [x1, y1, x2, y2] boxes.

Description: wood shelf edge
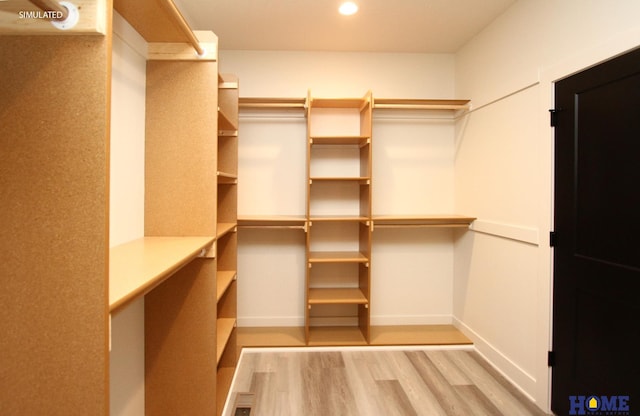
[[109, 236, 214, 313], [216, 318, 236, 363], [216, 222, 238, 238], [216, 270, 237, 302]]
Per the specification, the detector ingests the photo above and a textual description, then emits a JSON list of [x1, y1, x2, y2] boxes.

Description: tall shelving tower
[[305, 91, 373, 345]]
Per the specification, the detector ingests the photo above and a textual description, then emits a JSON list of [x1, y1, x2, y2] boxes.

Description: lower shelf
[[308, 326, 367, 346], [216, 366, 235, 416], [237, 325, 472, 348], [216, 318, 236, 363]]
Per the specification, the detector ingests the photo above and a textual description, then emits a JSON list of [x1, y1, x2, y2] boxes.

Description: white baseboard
[[453, 317, 538, 402], [370, 314, 453, 326]]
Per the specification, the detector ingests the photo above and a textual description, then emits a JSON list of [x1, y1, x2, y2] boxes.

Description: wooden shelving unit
[[0, 1, 237, 414], [235, 92, 475, 348], [305, 91, 374, 344], [216, 73, 239, 416]]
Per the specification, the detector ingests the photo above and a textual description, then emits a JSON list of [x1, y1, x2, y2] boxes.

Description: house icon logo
[[587, 396, 600, 411]]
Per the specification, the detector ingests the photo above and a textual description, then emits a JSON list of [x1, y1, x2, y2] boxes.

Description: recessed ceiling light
[[339, 1, 358, 16]]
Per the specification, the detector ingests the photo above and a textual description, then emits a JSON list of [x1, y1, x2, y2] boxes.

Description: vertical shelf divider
[[216, 73, 239, 415]]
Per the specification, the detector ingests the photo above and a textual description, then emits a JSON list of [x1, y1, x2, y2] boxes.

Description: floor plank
[[224, 348, 549, 416]]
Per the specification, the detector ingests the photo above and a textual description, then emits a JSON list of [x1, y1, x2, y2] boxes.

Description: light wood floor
[[225, 348, 549, 416]]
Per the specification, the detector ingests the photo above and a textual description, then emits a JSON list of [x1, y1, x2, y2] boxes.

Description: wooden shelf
[[217, 222, 237, 239], [109, 236, 214, 312], [238, 96, 471, 112], [113, 0, 217, 60], [308, 251, 369, 263], [216, 318, 236, 363], [310, 97, 370, 110], [218, 107, 237, 132], [239, 97, 307, 109], [238, 215, 307, 229], [373, 214, 476, 228], [310, 136, 370, 146], [309, 215, 369, 222], [237, 325, 472, 348], [217, 171, 238, 184], [308, 326, 368, 346], [310, 176, 370, 184], [216, 271, 237, 302], [308, 288, 368, 305], [373, 98, 470, 111]]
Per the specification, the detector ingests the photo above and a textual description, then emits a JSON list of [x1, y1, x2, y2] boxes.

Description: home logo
[[569, 395, 630, 415]]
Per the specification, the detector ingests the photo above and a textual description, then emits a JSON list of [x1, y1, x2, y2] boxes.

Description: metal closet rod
[[29, 0, 68, 21]]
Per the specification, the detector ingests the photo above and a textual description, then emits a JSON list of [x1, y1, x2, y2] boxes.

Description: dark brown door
[[552, 48, 640, 415]]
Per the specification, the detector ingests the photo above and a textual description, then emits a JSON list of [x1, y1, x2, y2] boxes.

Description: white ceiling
[[174, 0, 517, 53]]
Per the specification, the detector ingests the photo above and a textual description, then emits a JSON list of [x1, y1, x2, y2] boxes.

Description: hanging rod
[[28, 0, 69, 21], [373, 99, 470, 111], [159, 0, 205, 56], [239, 97, 307, 109]]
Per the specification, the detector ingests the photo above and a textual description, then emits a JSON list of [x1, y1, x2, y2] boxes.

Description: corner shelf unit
[[0, 0, 233, 414], [216, 73, 239, 416]]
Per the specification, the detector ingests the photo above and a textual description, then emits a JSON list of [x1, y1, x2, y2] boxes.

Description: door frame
[[539, 36, 640, 413]]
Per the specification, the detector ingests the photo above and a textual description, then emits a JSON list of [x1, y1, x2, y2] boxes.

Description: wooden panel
[[308, 288, 368, 304], [373, 98, 471, 110], [373, 214, 476, 228], [218, 73, 239, 131], [109, 236, 214, 312], [145, 258, 217, 415], [0, 34, 110, 414], [145, 59, 218, 236], [216, 270, 237, 302], [217, 182, 237, 224], [239, 96, 306, 109], [0, 0, 107, 35], [308, 251, 368, 263], [370, 325, 472, 346], [238, 215, 307, 229], [218, 136, 238, 176], [308, 326, 367, 346], [113, 0, 188, 42], [216, 366, 236, 415]]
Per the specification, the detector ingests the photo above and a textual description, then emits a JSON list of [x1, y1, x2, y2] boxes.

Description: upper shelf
[[238, 96, 470, 115], [109, 236, 214, 313], [372, 215, 476, 229], [373, 98, 470, 111], [310, 136, 370, 146], [239, 97, 307, 110], [238, 215, 307, 230], [113, 0, 217, 60]]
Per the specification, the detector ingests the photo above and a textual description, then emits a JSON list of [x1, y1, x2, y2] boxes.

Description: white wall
[[453, 0, 640, 411], [109, 11, 147, 416], [220, 51, 461, 327]]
